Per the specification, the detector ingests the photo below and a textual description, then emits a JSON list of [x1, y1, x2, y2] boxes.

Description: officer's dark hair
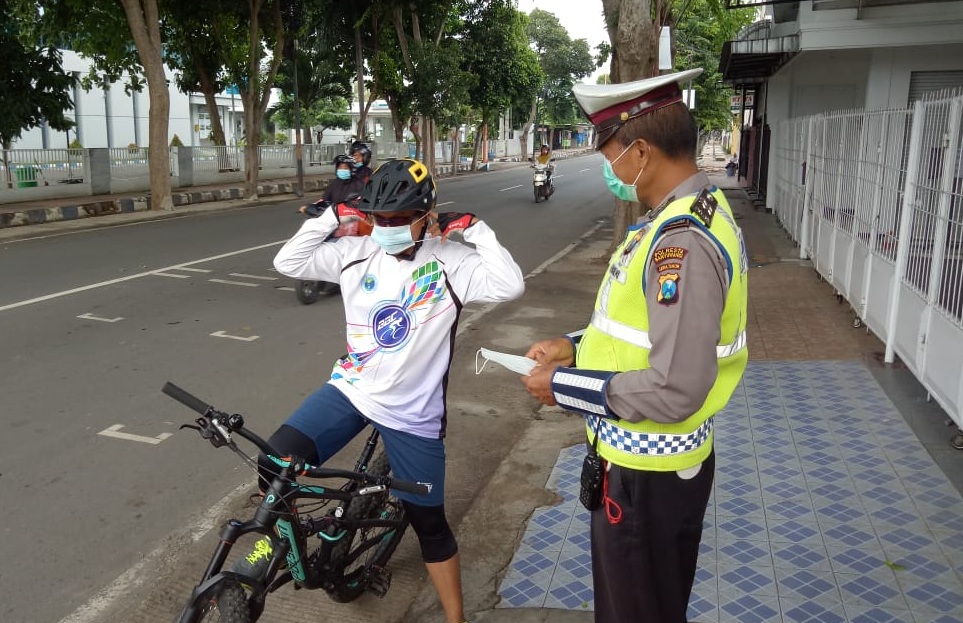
[[612, 101, 698, 161]]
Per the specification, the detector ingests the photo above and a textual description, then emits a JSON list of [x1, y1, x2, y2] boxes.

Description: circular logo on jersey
[[362, 274, 377, 292], [372, 304, 412, 349], [658, 273, 680, 305]]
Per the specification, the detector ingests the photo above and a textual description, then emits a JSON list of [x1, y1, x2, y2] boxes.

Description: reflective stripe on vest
[[592, 415, 713, 456], [590, 310, 747, 359]]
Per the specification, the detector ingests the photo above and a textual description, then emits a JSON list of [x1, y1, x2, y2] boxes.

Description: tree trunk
[[354, 23, 366, 140], [119, 0, 172, 211], [196, 66, 226, 146], [602, 0, 659, 245]]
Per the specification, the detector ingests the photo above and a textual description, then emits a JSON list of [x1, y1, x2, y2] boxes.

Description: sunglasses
[[370, 212, 429, 227]]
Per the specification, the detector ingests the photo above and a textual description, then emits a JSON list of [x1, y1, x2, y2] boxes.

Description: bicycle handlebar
[[162, 381, 430, 497]]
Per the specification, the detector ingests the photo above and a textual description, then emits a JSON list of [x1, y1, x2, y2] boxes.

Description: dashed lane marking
[[97, 424, 173, 445], [170, 267, 212, 273], [229, 273, 277, 281], [210, 330, 260, 342], [152, 272, 191, 279], [499, 185, 522, 192], [209, 278, 259, 287], [0, 240, 286, 313], [77, 313, 124, 323]]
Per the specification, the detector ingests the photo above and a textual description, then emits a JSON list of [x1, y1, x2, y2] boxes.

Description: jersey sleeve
[[273, 208, 350, 283], [441, 221, 525, 304]]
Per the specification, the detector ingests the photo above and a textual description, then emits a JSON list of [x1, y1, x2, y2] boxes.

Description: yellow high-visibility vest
[[576, 188, 748, 471]]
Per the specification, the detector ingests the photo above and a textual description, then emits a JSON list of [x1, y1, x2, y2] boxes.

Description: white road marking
[[276, 286, 296, 292], [553, 174, 565, 179], [437, 201, 455, 207], [152, 272, 191, 279], [209, 278, 259, 287], [76, 313, 124, 323], [97, 424, 173, 445], [210, 330, 259, 341], [170, 267, 212, 273], [580, 168, 591, 173], [499, 185, 522, 192], [229, 273, 277, 281], [0, 240, 287, 313]]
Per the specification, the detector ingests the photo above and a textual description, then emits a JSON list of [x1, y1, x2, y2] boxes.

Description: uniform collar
[[642, 171, 712, 223]]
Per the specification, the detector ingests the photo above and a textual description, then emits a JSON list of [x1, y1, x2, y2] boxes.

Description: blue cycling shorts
[[284, 383, 445, 506]]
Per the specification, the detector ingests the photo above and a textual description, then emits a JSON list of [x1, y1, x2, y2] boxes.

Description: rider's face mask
[[601, 141, 643, 203], [336, 168, 352, 180], [370, 213, 430, 255]]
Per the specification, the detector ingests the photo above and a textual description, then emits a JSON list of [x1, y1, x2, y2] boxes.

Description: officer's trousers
[[590, 452, 714, 623]]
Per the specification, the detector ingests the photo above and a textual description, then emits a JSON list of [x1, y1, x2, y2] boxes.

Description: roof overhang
[[720, 34, 800, 87]]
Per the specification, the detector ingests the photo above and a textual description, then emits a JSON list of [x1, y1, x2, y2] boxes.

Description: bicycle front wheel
[[328, 452, 410, 603], [179, 579, 252, 623]]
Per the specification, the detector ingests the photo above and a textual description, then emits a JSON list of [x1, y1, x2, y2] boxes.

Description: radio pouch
[[579, 417, 605, 512]]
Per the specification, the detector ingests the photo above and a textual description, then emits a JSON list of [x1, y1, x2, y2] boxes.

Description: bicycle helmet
[[333, 154, 356, 168], [349, 141, 372, 166], [360, 158, 437, 214]]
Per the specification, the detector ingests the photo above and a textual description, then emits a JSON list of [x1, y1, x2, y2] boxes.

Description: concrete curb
[[0, 178, 327, 230]]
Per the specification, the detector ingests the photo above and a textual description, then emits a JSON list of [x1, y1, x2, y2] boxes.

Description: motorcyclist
[[350, 141, 374, 184], [533, 144, 554, 193], [323, 154, 365, 205]]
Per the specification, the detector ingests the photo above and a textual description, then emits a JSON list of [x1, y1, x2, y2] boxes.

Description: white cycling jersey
[[274, 209, 524, 439]]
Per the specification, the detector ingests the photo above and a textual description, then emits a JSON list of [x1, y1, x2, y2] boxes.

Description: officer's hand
[[301, 200, 330, 217], [429, 211, 477, 240], [525, 338, 574, 367], [521, 363, 559, 407]]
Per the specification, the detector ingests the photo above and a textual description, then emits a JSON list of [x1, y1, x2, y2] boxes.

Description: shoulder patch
[[651, 246, 687, 264], [657, 273, 680, 305], [690, 189, 717, 227]]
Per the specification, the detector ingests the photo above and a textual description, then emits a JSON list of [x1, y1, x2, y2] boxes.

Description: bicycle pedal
[[365, 565, 392, 598]]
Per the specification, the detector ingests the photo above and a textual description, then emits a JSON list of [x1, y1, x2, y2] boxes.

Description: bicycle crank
[[365, 565, 392, 598]]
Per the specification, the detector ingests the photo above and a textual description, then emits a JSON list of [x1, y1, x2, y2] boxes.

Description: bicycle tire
[[187, 579, 252, 623], [328, 452, 410, 603]]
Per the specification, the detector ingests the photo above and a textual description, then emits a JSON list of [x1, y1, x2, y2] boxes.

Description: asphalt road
[[0, 153, 612, 623]]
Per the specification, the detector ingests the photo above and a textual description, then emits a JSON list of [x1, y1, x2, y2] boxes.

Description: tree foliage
[[0, 0, 74, 150]]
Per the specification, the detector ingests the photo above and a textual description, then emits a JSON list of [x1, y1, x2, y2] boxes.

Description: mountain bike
[[162, 382, 427, 623]]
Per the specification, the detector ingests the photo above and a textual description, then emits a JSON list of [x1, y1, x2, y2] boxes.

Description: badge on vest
[[658, 273, 680, 305]]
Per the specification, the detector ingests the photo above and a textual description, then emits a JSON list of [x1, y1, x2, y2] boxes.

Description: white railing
[[771, 92, 963, 428], [0, 138, 532, 205]]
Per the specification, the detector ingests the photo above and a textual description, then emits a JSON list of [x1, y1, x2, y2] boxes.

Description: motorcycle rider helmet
[[333, 154, 356, 169], [360, 158, 436, 214], [349, 141, 372, 166]]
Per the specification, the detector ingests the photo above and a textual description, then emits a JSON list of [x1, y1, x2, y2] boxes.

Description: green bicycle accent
[[276, 519, 306, 582]]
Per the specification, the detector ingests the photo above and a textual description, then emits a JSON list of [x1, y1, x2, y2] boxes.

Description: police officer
[[521, 68, 749, 623]]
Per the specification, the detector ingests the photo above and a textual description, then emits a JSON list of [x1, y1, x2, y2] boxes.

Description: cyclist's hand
[[334, 202, 366, 224], [525, 338, 574, 366], [430, 212, 477, 240]]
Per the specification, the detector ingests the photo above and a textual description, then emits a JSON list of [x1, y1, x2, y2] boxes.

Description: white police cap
[[573, 68, 703, 149]]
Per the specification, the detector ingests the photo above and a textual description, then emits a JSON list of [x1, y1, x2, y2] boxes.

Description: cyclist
[[323, 154, 365, 205], [349, 140, 374, 184], [265, 158, 524, 623]]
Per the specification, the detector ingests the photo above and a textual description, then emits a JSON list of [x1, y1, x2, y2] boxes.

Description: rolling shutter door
[[908, 71, 963, 104]]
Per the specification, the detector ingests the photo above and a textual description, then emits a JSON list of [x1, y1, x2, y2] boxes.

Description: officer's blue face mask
[[601, 141, 643, 203], [336, 168, 352, 180]]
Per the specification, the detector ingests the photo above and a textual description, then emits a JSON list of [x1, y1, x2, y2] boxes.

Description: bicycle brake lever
[[179, 423, 202, 433]]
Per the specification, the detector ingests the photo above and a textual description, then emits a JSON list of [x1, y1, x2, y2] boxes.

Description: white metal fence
[[771, 92, 963, 428]]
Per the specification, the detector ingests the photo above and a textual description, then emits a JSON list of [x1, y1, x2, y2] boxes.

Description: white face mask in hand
[[474, 348, 538, 376]]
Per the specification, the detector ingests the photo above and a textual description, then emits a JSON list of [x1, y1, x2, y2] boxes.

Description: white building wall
[[13, 49, 252, 150], [865, 44, 963, 109]]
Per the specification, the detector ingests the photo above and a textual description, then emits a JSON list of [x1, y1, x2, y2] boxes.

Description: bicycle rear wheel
[[328, 452, 410, 603], [184, 579, 252, 623]]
